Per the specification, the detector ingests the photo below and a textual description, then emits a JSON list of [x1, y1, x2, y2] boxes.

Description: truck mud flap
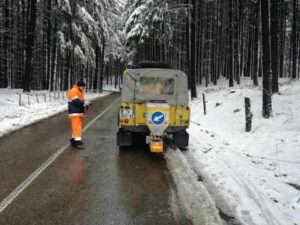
[[173, 130, 189, 148], [117, 131, 132, 146]]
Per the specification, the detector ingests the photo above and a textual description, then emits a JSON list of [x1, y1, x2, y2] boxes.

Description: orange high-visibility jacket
[[68, 85, 85, 117]]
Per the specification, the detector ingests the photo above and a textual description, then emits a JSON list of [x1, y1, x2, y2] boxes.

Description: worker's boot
[[70, 138, 76, 146], [74, 140, 85, 149], [70, 138, 85, 149]]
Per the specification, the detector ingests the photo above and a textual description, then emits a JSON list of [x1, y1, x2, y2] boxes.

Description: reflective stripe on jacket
[[68, 85, 85, 117]]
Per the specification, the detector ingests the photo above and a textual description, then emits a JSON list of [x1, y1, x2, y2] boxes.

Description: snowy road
[[0, 93, 195, 225]]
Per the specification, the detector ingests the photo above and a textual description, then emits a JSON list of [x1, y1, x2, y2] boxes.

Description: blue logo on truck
[[151, 112, 165, 125]]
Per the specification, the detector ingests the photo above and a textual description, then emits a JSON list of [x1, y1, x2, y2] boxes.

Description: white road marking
[[0, 97, 120, 214]]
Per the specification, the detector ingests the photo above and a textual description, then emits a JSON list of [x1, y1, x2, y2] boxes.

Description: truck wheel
[[117, 130, 132, 147], [173, 130, 189, 149], [119, 145, 128, 151]]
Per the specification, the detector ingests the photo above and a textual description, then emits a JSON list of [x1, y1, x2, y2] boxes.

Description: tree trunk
[[2, 0, 9, 88], [291, 0, 297, 79], [271, 0, 279, 93], [23, 0, 38, 92], [99, 38, 106, 93], [228, 0, 234, 87], [186, 0, 191, 89], [46, 0, 52, 90], [261, 0, 272, 118], [253, 1, 260, 86], [279, 0, 286, 78], [93, 45, 100, 92], [190, 0, 197, 98], [50, 21, 57, 92]]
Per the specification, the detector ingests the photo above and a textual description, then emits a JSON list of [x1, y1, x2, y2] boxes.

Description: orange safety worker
[[68, 80, 91, 149]]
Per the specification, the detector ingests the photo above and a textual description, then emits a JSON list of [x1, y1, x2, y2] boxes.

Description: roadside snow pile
[[166, 149, 223, 225], [0, 89, 111, 138], [186, 78, 300, 225]]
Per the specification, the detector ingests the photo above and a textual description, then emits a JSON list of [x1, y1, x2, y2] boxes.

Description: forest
[[0, 0, 299, 105]]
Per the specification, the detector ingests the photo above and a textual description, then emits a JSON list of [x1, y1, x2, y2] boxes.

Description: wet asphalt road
[[0, 93, 191, 225]]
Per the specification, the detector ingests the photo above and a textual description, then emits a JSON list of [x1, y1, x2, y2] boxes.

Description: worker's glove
[[84, 100, 92, 106]]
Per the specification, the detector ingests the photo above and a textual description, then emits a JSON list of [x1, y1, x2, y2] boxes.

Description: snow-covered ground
[[0, 86, 118, 138], [168, 78, 300, 225]]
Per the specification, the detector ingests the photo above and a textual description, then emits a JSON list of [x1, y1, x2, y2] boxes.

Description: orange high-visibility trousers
[[70, 116, 82, 141]]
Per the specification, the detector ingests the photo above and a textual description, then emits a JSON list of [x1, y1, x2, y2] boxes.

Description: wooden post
[[203, 93, 207, 115], [27, 94, 30, 105], [245, 97, 253, 132], [36, 94, 39, 103], [19, 94, 22, 106]]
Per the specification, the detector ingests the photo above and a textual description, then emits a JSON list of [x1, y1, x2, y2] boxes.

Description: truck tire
[[173, 129, 189, 149], [117, 130, 132, 147]]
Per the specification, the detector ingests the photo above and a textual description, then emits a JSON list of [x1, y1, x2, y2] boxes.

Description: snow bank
[[166, 149, 223, 225], [0, 88, 112, 138], [187, 78, 300, 225]]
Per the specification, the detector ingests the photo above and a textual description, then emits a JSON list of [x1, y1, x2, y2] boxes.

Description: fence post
[[19, 94, 22, 106], [203, 93, 207, 115], [245, 97, 253, 132], [36, 94, 39, 103], [27, 94, 30, 105]]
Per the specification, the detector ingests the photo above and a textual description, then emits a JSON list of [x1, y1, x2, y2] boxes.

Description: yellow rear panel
[[119, 102, 190, 128]]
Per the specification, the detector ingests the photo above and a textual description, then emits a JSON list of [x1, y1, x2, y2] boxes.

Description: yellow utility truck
[[117, 62, 190, 153]]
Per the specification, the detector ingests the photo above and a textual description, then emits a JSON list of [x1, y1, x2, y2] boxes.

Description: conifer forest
[[0, 0, 299, 116]]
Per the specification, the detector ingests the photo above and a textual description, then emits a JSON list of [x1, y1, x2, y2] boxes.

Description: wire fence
[[17, 91, 68, 106]]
